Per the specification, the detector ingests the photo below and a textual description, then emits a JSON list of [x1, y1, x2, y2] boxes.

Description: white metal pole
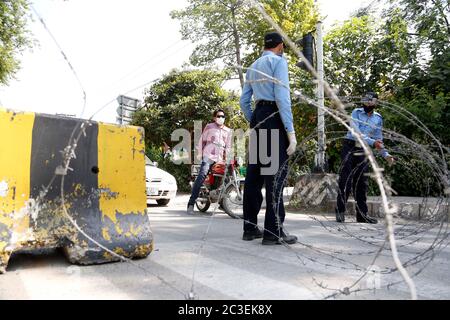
[[316, 21, 326, 172]]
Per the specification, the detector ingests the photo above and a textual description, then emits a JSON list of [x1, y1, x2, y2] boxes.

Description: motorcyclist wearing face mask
[[335, 92, 395, 224], [187, 109, 232, 215]]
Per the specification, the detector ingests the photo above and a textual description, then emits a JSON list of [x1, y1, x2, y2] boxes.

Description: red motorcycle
[[190, 160, 244, 219]]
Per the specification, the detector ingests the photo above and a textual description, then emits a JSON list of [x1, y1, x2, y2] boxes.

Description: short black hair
[[264, 31, 284, 49], [365, 91, 378, 99], [361, 91, 379, 105], [213, 109, 226, 117]]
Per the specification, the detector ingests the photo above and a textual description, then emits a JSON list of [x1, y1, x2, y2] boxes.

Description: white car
[[145, 157, 177, 206]]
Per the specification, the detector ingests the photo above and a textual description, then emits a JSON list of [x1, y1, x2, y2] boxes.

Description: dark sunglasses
[[216, 115, 225, 118]]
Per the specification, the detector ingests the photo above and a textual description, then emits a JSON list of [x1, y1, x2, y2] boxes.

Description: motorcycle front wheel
[[221, 184, 244, 219]]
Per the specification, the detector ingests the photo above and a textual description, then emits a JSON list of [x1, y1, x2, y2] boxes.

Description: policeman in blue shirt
[[336, 92, 395, 224], [240, 31, 298, 245]]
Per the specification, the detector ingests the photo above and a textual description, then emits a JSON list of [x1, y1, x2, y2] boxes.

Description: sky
[[0, 0, 370, 124]]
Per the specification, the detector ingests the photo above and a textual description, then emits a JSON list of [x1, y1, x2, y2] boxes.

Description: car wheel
[[156, 199, 170, 206]]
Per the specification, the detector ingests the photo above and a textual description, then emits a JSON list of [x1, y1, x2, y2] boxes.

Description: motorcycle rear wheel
[[195, 198, 210, 212]]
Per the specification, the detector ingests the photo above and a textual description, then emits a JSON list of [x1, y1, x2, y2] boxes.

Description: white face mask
[[215, 117, 225, 126]]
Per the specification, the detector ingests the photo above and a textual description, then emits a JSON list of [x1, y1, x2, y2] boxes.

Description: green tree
[[171, 0, 249, 87], [132, 69, 243, 148], [382, 0, 450, 145], [323, 12, 415, 97], [0, 0, 32, 85], [389, 0, 449, 57], [320, 0, 449, 196], [241, 0, 319, 67], [171, 0, 318, 88], [131, 69, 244, 191]]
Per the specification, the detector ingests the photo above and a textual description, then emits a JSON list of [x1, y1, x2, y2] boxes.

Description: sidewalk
[[1, 194, 448, 299], [326, 196, 449, 220]]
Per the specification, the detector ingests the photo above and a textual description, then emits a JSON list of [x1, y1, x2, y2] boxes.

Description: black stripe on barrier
[[30, 114, 100, 250]]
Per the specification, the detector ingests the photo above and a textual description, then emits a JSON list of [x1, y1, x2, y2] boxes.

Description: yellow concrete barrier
[[0, 108, 152, 273]]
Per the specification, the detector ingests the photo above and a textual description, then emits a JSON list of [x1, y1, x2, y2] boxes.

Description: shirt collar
[[213, 122, 225, 129], [360, 108, 373, 117], [262, 50, 277, 57]]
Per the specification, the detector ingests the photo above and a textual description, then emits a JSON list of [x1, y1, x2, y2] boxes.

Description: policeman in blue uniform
[[240, 32, 298, 245], [335, 92, 395, 224]]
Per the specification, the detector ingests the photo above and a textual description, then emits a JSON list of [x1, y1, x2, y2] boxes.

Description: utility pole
[[315, 21, 326, 173], [291, 17, 338, 213]]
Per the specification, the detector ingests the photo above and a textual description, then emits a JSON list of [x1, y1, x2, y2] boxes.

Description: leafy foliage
[[321, 0, 449, 196], [0, 0, 32, 85], [131, 69, 245, 191], [162, 1, 449, 196], [132, 69, 244, 148], [171, 0, 319, 87]]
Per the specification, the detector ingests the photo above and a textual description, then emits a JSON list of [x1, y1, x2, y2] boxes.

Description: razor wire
[[15, 0, 449, 300], [31, 5, 87, 118], [245, 0, 418, 298], [26, 5, 191, 297]]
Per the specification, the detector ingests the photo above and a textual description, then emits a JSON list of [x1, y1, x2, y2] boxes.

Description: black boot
[[262, 229, 298, 245], [187, 204, 195, 215], [356, 213, 378, 224], [335, 208, 345, 223], [242, 227, 263, 241]]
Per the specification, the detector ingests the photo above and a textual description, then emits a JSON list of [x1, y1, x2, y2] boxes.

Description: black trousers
[[243, 101, 289, 236], [336, 139, 370, 217]]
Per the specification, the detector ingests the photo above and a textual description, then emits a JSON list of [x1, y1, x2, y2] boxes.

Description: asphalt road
[[0, 194, 449, 300]]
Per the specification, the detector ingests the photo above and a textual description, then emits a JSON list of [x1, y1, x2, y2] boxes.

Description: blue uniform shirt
[[346, 107, 390, 158], [239, 51, 294, 133]]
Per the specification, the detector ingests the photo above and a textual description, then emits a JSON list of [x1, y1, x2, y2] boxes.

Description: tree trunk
[[231, 7, 245, 89]]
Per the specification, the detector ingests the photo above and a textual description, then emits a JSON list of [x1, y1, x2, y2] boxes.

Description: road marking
[[17, 265, 130, 300], [151, 241, 322, 299]]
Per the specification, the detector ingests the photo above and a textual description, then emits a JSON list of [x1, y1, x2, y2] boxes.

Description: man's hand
[[386, 156, 396, 166], [287, 132, 297, 156], [374, 140, 383, 150], [163, 142, 171, 153]]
